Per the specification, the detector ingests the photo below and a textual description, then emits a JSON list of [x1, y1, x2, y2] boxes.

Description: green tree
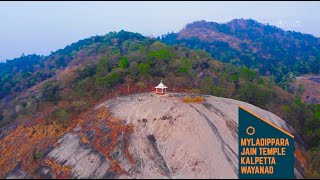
[[41, 81, 62, 104], [240, 66, 256, 81], [118, 56, 129, 69], [297, 83, 304, 94], [230, 74, 239, 82], [95, 71, 121, 88], [136, 81, 146, 88], [178, 58, 192, 76], [53, 108, 69, 127], [295, 97, 303, 106], [138, 63, 151, 77], [108, 71, 121, 85], [96, 76, 111, 88], [237, 83, 272, 108], [202, 76, 214, 94], [96, 56, 111, 77], [149, 49, 175, 61], [129, 62, 138, 78]]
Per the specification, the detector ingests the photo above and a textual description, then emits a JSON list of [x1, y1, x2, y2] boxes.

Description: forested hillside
[[0, 30, 319, 177], [161, 19, 320, 90]]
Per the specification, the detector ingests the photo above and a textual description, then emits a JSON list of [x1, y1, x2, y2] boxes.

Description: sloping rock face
[[1, 93, 304, 179], [96, 93, 303, 179]]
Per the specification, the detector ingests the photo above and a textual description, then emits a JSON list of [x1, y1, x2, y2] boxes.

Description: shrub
[[136, 82, 146, 88], [41, 81, 62, 104], [53, 108, 69, 127]]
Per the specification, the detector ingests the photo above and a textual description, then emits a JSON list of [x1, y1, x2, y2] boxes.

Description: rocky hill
[[0, 93, 305, 179]]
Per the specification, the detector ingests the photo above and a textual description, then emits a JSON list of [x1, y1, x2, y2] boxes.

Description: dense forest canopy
[[0, 26, 319, 177]]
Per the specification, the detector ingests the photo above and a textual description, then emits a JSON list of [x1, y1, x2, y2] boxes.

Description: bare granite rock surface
[[96, 93, 303, 179], [4, 93, 304, 179]]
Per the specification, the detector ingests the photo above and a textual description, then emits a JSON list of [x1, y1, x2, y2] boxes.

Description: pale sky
[[0, 1, 319, 61]]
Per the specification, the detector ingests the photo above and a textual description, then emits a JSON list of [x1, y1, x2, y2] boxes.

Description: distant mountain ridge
[[2, 18, 319, 99], [161, 19, 320, 88]]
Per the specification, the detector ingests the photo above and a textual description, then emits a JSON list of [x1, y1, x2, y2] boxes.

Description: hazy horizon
[[1, 1, 320, 62]]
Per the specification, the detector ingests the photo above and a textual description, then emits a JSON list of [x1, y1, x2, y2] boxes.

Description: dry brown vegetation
[[43, 158, 73, 179], [86, 107, 136, 169], [0, 101, 137, 178], [0, 121, 71, 178], [182, 96, 205, 103]]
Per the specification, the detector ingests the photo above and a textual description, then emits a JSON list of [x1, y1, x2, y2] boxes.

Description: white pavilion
[[154, 80, 168, 95]]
